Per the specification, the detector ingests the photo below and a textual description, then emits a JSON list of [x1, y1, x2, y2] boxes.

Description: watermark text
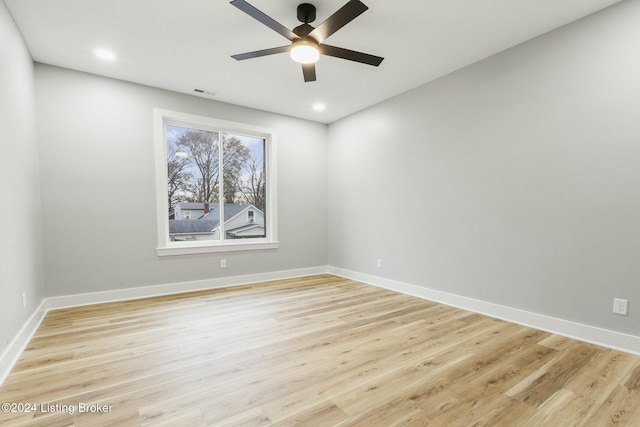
[[2, 402, 113, 415]]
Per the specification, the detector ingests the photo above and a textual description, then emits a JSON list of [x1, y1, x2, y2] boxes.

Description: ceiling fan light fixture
[[230, 0, 384, 82], [290, 39, 319, 64]]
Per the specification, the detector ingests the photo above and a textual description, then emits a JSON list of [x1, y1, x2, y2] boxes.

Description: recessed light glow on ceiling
[[94, 48, 116, 61], [313, 103, 326, 112]]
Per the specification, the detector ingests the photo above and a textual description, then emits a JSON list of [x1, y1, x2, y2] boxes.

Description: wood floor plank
[[2, 274, 640, 426], [210, 407, 271, 427], [564, 350, 639, 403], [583, 385, 640, 426], [508, 342, 602, 408], [269, 401, 348, 427]]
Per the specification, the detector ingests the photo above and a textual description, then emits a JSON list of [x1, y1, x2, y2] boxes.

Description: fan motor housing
[[297, 3, 316, 23], [293, 23, 314, 37]]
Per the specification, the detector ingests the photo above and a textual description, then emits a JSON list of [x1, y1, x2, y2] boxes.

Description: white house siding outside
[[174, 203, 207, 220]]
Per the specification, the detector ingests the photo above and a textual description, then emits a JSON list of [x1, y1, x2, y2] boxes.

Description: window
[[154, 109, 277, 256]]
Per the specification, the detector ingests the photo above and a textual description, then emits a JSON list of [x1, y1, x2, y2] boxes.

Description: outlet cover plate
[[613, 298, 628, 316]]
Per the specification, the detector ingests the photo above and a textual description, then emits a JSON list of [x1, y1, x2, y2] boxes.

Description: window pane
[[155, 109, 277, 255], [222, 133, 266, 239], [166, 125, 221, 242]]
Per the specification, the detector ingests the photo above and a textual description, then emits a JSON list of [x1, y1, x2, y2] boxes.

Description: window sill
[[156, 240, 279, 257]]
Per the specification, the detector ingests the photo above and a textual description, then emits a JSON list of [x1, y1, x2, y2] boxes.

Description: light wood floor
[[2, 275, 640, 426]]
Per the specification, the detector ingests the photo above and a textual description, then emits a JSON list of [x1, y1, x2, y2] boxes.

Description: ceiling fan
[[230, 0, 384, 82]]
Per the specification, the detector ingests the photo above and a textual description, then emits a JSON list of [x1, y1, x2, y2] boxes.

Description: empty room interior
[[2, 0, 640, 425]]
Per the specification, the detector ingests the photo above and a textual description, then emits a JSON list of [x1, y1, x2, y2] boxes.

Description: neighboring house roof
[[175, 202, 255, 216], [175, 202, 207, 210], [168, 219, 216, 234], [226, 224, 264, 234], [169, 203, 261, 234], [199, 203, 254, 223]]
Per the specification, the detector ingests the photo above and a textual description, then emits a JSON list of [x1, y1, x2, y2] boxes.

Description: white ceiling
[[5, 0, 623, 123]]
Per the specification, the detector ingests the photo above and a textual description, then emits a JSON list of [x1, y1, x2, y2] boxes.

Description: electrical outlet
[[220, 259, 227, 269], [613, 298, 628, 316], [376, 258, 382, 268]]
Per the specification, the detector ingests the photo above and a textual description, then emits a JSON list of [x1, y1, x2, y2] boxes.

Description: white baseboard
[[0, 299, 48, 386], [45, 266, 330, 310], [329, 267, 640, 356], [4, 265, 640, 387]]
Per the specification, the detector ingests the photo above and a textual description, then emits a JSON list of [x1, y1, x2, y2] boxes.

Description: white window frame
[[154, 108, 278, 256]]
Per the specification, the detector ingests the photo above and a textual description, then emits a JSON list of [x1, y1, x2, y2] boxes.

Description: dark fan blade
[[230, 0, 297, 41], [308, 0, 368, 43], [232, 46, 291, 61], [319, 44, 384, 66], [302, 63, 316, 82]]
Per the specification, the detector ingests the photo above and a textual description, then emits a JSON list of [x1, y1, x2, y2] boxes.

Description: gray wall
[[0, 1, 45, 353], [35, 65, 328, 297], [328, 0, 640, 335], [4, 0, 640, 352]]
